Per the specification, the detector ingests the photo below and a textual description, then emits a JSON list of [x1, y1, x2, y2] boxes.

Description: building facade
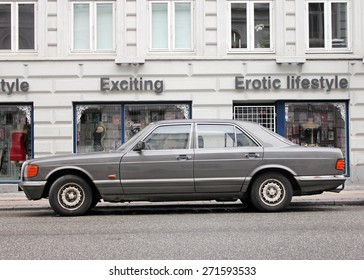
[[0, 0, 363, 186]]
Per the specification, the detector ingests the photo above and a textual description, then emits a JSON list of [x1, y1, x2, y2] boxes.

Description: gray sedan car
[[19, 119, 346, 216]]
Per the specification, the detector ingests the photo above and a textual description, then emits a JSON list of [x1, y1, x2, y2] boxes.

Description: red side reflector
[[336, 159, 345, 171], [26, 164, 39, 178]]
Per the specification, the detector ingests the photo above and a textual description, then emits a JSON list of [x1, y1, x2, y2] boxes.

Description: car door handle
[[245, 153, 260, 158], [176, 155, 192, 160]]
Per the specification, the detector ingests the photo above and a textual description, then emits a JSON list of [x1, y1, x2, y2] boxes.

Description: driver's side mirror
[[134, 141, 146, 151]]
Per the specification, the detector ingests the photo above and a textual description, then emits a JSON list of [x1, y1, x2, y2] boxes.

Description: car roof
[[151, 119, 248, 125], [150, 119, 294, 147]]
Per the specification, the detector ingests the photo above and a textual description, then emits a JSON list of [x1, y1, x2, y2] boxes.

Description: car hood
[[24, 150, 125, 166]]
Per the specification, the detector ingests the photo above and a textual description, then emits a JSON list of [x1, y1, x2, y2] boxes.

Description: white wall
[[1, 0, 364, 185]]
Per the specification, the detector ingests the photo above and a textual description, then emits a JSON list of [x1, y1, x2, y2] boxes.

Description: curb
[[1, 199, 364, 212], [290, 200, 364, 207], [2, 188, 364, 212]]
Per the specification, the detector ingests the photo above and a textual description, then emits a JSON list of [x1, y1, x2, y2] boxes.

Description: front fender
[[45, 165, 95, 182]]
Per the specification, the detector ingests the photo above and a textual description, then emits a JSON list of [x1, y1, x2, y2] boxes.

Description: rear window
[[240, 122, 295, 147]]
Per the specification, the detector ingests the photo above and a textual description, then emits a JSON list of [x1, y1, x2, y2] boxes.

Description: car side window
[[236, 127, 257, 147], [197, 124, 257, 148], [143, 124, 191, 150]]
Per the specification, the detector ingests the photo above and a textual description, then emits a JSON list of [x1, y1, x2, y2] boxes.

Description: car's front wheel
[[250, 172, 293, 212], [49, 175, 93, 216]]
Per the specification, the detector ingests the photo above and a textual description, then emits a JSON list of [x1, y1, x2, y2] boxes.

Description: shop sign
[[100, 77, 164, 94], [235, 75, 349, 91], [1, 78, 29, 95]]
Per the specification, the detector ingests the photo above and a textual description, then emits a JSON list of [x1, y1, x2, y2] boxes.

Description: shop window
[[0, 105, 32, 180], [0, 2, 35, 51], [234, 105, 276, 131], [284, 102, 347, 156], [150, 1, 193, 51], [124, 104, 190, 142], [75, 103, 190, 153], [75, 105, 121, 153], [71, 2, 114, 52], [307, 1, 350, 51], [229, 1, 272, 52]]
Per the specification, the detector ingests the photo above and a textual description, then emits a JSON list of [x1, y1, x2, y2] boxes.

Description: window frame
[[228, 0, 273, 53], [0, 2, 37, 53], [148, 0, 194, 52], [305, 0, 351, 53], [70, 1, 115, 53]]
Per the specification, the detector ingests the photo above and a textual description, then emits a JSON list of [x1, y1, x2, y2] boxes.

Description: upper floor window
[[0, 2, 35, 51], [71, 1, 114, 52], [149, 1, 193, 52], [307, 1, 350, 51], [229, 1, 272, 52]]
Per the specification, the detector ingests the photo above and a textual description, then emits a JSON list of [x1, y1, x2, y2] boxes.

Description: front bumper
[[295, 175, 346, 195], [18, 181, 47, 200]]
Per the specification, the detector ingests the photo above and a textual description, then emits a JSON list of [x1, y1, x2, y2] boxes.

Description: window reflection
[[308, 1, 348, 50], [230, 1, 271, 50]]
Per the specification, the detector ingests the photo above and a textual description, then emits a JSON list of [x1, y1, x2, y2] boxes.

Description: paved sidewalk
[[1, 188, 364, 211]]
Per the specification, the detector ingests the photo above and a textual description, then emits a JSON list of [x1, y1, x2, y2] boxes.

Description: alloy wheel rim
[[259, 179, 285, 206], [58, 183, 84, 210]]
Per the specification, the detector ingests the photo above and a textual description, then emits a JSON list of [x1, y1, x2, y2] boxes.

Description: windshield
[[116, 124, 153, 151]]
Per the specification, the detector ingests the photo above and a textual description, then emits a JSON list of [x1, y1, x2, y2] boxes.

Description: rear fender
[[242, 165, 299, 194]]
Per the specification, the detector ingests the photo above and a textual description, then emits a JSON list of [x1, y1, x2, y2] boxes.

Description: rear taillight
[[25, 164, 39, 178], [336, 159, 345, 171]]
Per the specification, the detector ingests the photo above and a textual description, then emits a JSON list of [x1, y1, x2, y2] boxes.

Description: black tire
[[49, 175, 93, 216], [250, 172, 293, 212], [90, 194, 101, 209]]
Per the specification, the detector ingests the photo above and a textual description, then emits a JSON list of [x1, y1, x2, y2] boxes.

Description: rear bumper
[[295, 175, 346, 195], [18, 181, 47, 200]]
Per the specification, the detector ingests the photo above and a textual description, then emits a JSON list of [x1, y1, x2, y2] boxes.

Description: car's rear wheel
[[250, 172, 292, 212], [49, 175, 93, 216]]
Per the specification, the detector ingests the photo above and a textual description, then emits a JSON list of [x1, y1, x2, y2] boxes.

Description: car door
[[194, 123, 263, 193], [120, 124, 194, 194]]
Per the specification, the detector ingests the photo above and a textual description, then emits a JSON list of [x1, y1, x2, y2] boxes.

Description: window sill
[[227, 49, 275, 54], [305, 49, 353, 54]]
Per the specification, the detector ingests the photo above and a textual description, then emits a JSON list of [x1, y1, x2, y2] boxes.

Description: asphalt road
[[0, 204, 363, 260]]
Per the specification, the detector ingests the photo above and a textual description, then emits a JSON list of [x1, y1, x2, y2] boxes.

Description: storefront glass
[[124, 104, 190, 142], [76, 104, 121, 153], [0, 104, 32, 180], [285, 102, 347, 155], [75, 103, 190, 153]]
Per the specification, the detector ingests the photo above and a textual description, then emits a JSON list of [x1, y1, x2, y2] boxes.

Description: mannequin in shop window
[[10, 123, 28, 164], [301, 118, 320, 146], [93, 121, 106, 151]]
